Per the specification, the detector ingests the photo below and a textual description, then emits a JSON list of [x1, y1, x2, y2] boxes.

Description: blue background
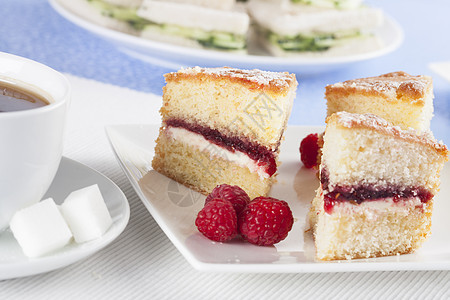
[[1, 0, 449, 142]]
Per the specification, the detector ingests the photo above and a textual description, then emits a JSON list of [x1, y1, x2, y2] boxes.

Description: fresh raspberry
[[195, 198, 238, 242], [205, 184, 251, 216], [239, 196, 294, 246], [299, 133, 320, 169]]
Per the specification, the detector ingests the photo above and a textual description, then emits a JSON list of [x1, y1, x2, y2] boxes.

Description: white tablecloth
[[1, 74, 450, 299]]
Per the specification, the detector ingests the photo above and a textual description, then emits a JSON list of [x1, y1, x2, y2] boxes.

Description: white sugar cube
[[60, 184, 112, 243], [10, 198, 73, 258]]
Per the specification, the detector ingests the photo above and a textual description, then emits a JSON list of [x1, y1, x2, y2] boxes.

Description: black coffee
[[0, 80, 50, 112]]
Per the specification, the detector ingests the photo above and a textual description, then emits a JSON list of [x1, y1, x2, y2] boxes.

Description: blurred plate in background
[[49, 0, 403, 73]]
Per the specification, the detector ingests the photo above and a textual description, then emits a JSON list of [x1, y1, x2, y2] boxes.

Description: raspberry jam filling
[[320, 167, 433, 213], [165, 119, 277, 177]]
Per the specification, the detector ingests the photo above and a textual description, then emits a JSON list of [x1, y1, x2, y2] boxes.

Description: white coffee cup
[[0, 52, 71, 230]]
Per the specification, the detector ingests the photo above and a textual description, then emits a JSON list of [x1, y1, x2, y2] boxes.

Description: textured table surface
[[1, 0, 450, 299]]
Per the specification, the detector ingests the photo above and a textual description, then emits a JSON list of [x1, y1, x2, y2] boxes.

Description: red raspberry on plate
[[239, 196, 294, 246], [205, 184, 250, 216], [299, 133, 320, 169], [195, 198, 238, 242]]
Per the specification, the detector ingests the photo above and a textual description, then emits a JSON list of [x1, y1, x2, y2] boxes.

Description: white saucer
[[49, 0, 403, 74], [0, 157, 130, 280], [107, 124, 450, 273]]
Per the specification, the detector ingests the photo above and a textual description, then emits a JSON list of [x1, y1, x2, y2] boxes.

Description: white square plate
[[106, 124, 450, 273]]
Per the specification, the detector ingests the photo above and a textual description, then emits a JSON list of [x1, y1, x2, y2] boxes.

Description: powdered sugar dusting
[[179, 66, 294, 88], [333, 111, 448, 154], [330, 71, 431, 100], [336, 111, 393, 129]]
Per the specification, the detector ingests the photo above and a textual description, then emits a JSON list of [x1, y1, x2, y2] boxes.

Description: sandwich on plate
[[156, 0, 236, 10], [136, 0, 250, 52], [247, 0, 384, 56], [57, 0, 149, 35], [284, 0, 363, 10]]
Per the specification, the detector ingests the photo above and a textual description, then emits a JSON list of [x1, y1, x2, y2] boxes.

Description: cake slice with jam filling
[[309, 111, 448, 260], [152, 66, 297, 199]]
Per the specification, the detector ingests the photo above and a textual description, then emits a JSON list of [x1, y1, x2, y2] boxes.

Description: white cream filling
[[333, 197, 426, 220], [166, 126, 270, 179]]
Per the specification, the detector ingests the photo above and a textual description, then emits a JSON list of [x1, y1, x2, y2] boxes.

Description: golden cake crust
[[325, 71, 433, 106], [326, 112, 449, 158], [164, 66, 297, 96]]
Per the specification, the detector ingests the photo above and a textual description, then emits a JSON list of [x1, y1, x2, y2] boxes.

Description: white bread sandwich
[[103, 0, 142, 7], [57, 0, 149, 35], [157, 0, 237, 11], [247, 0, 384, 56], [285, 0, 363, 10], [137, 0, 250, 51]]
